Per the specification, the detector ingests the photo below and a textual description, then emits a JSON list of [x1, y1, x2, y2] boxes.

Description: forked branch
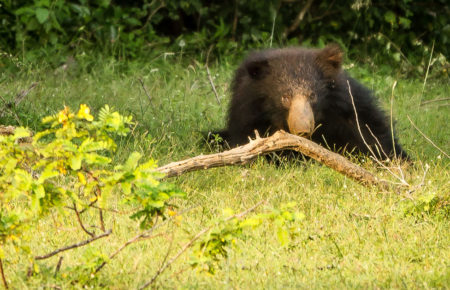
[[157, 130, 392, 191]]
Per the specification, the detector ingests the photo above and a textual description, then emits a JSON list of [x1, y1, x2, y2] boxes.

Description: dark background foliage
[[0, 0, 449, 70]]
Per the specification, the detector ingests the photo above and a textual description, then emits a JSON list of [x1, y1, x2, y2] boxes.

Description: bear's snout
[[287, 96, 315, 136]]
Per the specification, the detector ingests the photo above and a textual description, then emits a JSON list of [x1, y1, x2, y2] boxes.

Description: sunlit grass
[[0, 53, 448, 288]]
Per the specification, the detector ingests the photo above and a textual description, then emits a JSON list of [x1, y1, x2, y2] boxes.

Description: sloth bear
[[209, 44, 408, 160]]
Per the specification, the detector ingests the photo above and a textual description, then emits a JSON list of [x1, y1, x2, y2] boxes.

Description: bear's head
[[234, 44, 343, 138]]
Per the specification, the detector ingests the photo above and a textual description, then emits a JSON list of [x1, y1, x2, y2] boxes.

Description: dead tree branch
[[283, 0, 314, 38], [157, 130, 392, 190]]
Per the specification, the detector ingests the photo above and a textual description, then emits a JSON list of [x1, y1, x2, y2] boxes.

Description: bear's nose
[[287, 97, 315, 136]]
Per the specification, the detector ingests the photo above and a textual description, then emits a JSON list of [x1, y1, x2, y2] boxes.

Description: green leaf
[[84, 153, 111, 165], [69, 154, 82, 170], [38, 164, 59, 183], [384, 11, 396, 26], [34, 184, 45, 199], [13, 127, 31, 140], [121, 182, 131, 195], [399, 17, 411, 29], [35, 8, 49, 24], [277, 227, 289, 246], [281, 211, 293, 221], [124, 152, 142, 171], [240, 217, 262, 228]]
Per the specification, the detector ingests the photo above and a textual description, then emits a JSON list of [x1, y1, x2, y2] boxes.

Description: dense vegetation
[[1, 1, 449, 69]]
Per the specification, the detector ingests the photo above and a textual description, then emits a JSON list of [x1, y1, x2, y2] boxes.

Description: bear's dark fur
[[209, 44, 408, 160]]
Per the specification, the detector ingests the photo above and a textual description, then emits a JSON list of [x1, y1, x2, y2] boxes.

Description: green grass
[[1, 52, 449, 289]]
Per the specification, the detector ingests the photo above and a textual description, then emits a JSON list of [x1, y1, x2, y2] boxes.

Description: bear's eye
[[309, 93, 317, 101], [281, 95, 291, 107]]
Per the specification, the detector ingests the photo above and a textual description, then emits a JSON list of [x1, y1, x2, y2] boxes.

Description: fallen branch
[[157, 130, 392, 191]]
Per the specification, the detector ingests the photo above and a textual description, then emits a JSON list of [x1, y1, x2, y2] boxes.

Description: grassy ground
[[1, 52, 449, 289]]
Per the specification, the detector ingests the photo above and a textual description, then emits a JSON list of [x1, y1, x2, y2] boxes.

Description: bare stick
[[140, 200, 266, 288], [347, 81, 408, 185], [153, 230, 175, 282], [98, 206, 105, 232], [0, 258, 8, 289], [0, 95, 21, 124], [346, 81, 377, 158], [407, 115, 449, 158], [35, 229, 112, 260], [73, 202, 95, 237], [420, 97, 450, 106], [206, 46, 221, 105], [420, 39, 434, 104], [54, 256, 64, 277], [140, 0, 165, 31], [231, 0, 239, 41], [65, 198, 97, 214], [94, 232, 165, 273], [15, 82, 38, 106], [94, 186, 106, 232], [138, 78, 152, 104], [390, 81, 397, 158], [94, 206, 196, 274], [365, 125, 389, 160], [283, 0, 314, 37]]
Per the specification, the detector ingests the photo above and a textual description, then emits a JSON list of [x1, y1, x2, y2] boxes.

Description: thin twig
[[140, 0, 165, 31], [98, 206, 105, 232], [0, 95, 21, 124], [54, 256, 64, 277], [347, 81, 408, 186], [407, 115, 449, 158], [420, 97, 450, 106], [269, 10, 276, 47], [346, 81, 377, 158], [153, 229, 175, 282], [140, 200, 267, 288], [65, 199, 97, 214], [283, 0, 313, 37], [377, 33, 412, 66], [365, 125, 389, 160], [35, 229, 112, 260], [231, 0, 239, 41], [0, 258, 8, 289], [206, 46, 221, 105], [15, 82, 38, 106], [390, 81, 397, 158], [94, 206, 197, 274], [365, 124, 406, 182], [95, 186, 106, 232], [138, 78, 152, 104], [94, 232, 165, 273], [73, 202, 95, 237], [420, 39, 434, 104]]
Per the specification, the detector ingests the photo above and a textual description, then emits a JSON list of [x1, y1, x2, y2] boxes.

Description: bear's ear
[[316, 44, 343, 78], [246, 59, 270, 80]]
